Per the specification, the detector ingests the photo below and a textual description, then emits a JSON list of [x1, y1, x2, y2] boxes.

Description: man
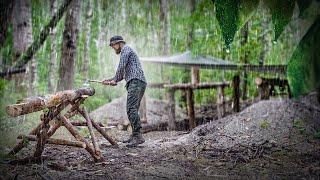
[[103, 35, 147, 147]]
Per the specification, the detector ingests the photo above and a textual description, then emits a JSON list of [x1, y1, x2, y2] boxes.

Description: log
[[117, 123, 128, 131], [78, 107, 101, 156], [17, 135, 86, 148], [141, 122, 169, 133], [255, 77, 290, 99], [57, 115, 103, 162], [139, 94, 147, 123], [90, 117, 118, 146], [71, 121, 104, 127], [6, 87, 95, 117], [127, 125, 133, 133]]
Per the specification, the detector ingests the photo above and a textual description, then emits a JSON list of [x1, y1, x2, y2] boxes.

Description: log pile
[[255, 77, 291, 100], [7, 87, 117, 164]]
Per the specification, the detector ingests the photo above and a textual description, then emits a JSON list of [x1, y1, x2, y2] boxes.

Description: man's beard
[[115, 47, 121, 54]]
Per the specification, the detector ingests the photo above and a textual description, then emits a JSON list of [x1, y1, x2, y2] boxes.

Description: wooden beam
[[57, 115, 103, 162], [78, 107, 101, 156], [142, 60, 286, 74], [71, 121, 104, 127], [164, 82, 230, 90], [17, 135, 86, 148], [147, 83, 167, 89]]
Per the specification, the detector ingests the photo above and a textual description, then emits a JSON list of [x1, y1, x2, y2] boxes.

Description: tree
[[12, 0, 36, 95], [0, 0, 13, 47], [48, 0, 57, 92], [82, 0, 93, 81], [57, 0, 82, 91], [159, 0, 170, 56]]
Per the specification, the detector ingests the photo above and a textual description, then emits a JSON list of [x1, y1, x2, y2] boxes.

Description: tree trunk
[[12, 0, 34, 93], [48, 0, 57, 93], [233, 75, 240, 112], [159, 0, 170, 56], [241, 22, 249, 100], [82, 0, 93, 80], [57, 0, 82, 91], [6, 87, 95, 117], [0, 0, 13, 47]]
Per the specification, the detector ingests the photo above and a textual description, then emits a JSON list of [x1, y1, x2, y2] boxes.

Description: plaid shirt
[[110, 45, 147, 85]]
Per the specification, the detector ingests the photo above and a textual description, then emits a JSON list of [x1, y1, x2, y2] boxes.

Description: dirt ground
[[0, 93, 319, 179]]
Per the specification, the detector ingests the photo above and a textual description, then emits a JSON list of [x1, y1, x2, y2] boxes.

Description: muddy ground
[[0, 93, 319, 179]]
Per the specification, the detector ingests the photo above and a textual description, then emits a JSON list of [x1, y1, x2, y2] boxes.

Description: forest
[[0, 0, 319, 179]]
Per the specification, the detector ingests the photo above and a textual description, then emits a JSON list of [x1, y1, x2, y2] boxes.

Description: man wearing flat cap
[[103, 35, 147, 147]]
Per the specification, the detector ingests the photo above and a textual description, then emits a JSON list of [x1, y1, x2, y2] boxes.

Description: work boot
[[122, 134, 133, 143], [126, 133, 145, 148]]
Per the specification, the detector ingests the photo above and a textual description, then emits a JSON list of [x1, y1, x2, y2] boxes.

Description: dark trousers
[[126, 79, 146, 135]]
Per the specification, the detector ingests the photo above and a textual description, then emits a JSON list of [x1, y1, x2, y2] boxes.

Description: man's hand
[[109, 80, 117, 86], [102, 79, 117, 86]]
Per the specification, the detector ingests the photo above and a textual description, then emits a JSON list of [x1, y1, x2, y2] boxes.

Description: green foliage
[[293, 119, 306, 134], [260, 119, 270, 129], [215, 0, 240, 50], [287, 17, 320, 98], [264, 0, 295, 42], [314, 131, 320, 139], [239, 0, 259, 28], [297, 0, 312, 17]]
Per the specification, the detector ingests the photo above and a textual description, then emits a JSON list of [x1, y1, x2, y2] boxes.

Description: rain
[[0, 0, 320, 179]]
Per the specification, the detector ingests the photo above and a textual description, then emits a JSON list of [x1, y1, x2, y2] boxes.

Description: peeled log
[[17, 135, 86, 148], [6, 87, 95, 117]]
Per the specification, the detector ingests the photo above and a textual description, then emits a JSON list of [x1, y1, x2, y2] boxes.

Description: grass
[[293, 119, 306, 134], [260, 120, 270, 129]]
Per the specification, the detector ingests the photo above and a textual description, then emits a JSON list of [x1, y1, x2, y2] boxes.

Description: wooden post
[[167, 89, 176, 130], [216, 86, 225, 119], [139, 94, 147, 123], [233, 75, 240, 112], [186, 88, 196, 130], [79, 107, 101, 156], [57, 115, 103, 162], [191, 67, 200, 84], [89, 115, 118, 146], [34, 110, 52, 157]]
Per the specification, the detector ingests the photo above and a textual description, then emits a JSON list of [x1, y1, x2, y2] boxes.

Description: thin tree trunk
[[57, 0, 82, 91], [9, 0, 73, 70], [241, 22, 249, 100], [159, 0, 170, 56], [12, 0, 35, 94], [0, 0, 13, 47], [48, 0, 57, 93], [82, 0, 93, 80]]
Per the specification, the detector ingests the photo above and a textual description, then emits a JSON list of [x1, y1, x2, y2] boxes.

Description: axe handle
[[88, 80, 104, 84]]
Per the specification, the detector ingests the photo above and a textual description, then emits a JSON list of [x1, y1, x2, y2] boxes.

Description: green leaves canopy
[[287, 16, 320, 98]]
